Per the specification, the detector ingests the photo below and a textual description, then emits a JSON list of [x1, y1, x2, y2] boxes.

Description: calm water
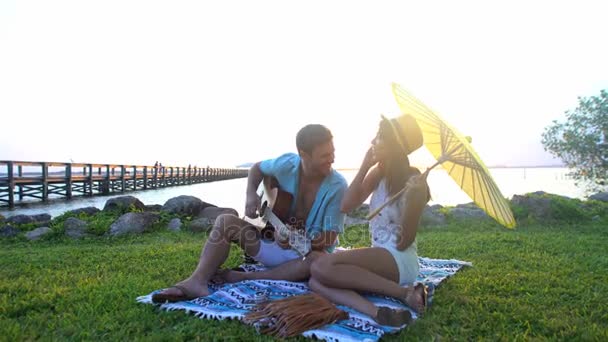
[[0, 167, 585, 218]]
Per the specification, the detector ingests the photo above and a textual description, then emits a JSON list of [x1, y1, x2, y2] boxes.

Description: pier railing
[[0, 161, 249, 208]]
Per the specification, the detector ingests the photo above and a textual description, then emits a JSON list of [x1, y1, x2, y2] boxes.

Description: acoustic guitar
[[256, 176, 311, 257]]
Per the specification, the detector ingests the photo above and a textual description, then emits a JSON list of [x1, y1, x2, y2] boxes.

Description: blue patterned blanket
[[137, 257, 471, 341]]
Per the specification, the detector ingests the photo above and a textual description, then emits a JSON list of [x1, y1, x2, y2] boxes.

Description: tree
[[541, 90, 607, 194]]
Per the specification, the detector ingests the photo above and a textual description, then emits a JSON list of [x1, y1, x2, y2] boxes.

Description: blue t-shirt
[[259, 153, 347, 252]]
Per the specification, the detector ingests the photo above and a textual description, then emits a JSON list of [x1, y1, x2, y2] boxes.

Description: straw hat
[[381, 114, 423, 155]]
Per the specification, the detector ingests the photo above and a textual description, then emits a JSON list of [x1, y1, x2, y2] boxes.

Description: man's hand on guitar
[[276, 237, 291, 250], [245, 192, 261, 218]]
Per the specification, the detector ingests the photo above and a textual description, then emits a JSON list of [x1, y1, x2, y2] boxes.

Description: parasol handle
[[364, 160, 442, 220]]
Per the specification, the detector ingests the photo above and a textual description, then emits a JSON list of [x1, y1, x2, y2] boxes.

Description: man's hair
[[296, 124, 333, 155]]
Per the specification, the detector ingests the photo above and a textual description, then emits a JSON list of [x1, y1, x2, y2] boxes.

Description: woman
[[308, 114, 429, 327]]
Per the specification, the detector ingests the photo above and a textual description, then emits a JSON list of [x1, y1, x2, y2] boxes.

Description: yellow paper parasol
[[367, 83, 516, 229]]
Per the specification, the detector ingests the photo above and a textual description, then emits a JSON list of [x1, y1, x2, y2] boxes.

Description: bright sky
[[1, 0, 607, 169]]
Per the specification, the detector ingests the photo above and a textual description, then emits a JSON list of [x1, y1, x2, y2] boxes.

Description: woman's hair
[[378, 119, 426, 197]]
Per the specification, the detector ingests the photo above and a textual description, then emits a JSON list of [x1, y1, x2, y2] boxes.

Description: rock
[[349, 204, 370, 219], [32, 214, 52, 224], [1, 225, 20, 238], [429, 204, 444, 211], [197, 207, 238, 221], [189, 217, 213, 232], [0, 213, 4, 223], [144, 204, 163, 212], [26, 227, 53, 240], [64, 217, 91, 239], [67, 207, 101, 216], [456, 202, 478, 209], [161, 195, 215, 216], [449, 207, 488, 220], [345, 216, 368, 226], [511, 193, 553, 219], [528, 191, 572, 200], [109, 212, 159, 236], [6, 214, 34, 225], [167, 218, 182, 231], [421, 206, 447, 226], [6, 213, 51, 226], [103, 196, 145, 213], [589, 192, 608, 202]]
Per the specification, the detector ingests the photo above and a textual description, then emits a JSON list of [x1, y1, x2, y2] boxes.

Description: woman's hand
[[404, 175, 429, 205], [396, 232, 410, 251], [361, 146, 378, 170]]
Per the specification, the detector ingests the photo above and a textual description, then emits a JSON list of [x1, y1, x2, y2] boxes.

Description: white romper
[[369, 178, 419, 285]]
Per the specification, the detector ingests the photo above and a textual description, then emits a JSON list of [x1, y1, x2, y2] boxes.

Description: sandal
[[407, 283, 428, 314]]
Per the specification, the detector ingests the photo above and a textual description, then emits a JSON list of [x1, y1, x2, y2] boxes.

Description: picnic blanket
[[137, 257, 471, 341]]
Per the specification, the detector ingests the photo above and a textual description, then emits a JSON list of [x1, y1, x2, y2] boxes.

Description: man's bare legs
[[155, 214, 261, 298], [214, 251, 325, 283]]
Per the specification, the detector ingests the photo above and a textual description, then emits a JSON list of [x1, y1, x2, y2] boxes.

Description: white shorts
[[373, 242, 419, 285], [252, 240, 301, 267]]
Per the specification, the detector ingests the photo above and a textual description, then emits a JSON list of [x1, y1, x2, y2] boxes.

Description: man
[[152, 124, 347, 302]]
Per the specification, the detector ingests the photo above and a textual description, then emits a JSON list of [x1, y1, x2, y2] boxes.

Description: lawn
[[1, 220, 607, 341]]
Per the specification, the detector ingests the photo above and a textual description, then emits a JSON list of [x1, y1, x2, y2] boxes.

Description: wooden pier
[[0, 161, 249, 208]]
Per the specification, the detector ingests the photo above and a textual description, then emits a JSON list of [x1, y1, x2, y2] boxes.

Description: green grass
[[1, 220, 607, 341]]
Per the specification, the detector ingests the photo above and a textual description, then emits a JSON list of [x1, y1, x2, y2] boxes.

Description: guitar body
[[260, 176, 293, 223], [250, 176, 311, 257], [258, 176, 293, 241]]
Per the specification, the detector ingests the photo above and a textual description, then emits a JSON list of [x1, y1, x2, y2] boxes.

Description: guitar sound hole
[[260, 226, 275, 241]]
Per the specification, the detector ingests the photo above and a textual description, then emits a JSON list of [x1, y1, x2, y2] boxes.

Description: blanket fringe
[[243, 293, 349, 338]]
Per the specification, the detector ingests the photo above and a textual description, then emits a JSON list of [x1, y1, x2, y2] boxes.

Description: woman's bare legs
[[308, 277, 411, 326], [310, 247, 426, 313]]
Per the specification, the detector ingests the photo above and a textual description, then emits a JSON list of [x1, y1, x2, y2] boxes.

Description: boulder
[[26, 227, 52, 240], [103, 196, 145, 213], [456, 202, 478, 209], [1, 225, 20, 238], [197, 207, 238, 221], [6, 213, 51, 226], [449, 207, 488, 220], [161, 195, 215, 216], [511, 193, 553, 220], [189, 217, 213, 232], [421, 205, 447, 226], [108, 212, 159, 236], [144, 204, 163, 212], [67, 207, 101, 216], [64, 217, 91, 239], [345, 215, 369, 226], [349, 204, 370, 219], [589, 192, 608, 202], [31, 214, 52, 225], [6, 214, 34, 225], [167, 218, 182, 231]]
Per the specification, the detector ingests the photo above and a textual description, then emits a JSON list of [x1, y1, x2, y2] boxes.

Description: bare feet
[[211, 269, 250, 284], [151, 278, 209, 303], [374, 307, 412, 327], [403, 283, 427, 314]]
